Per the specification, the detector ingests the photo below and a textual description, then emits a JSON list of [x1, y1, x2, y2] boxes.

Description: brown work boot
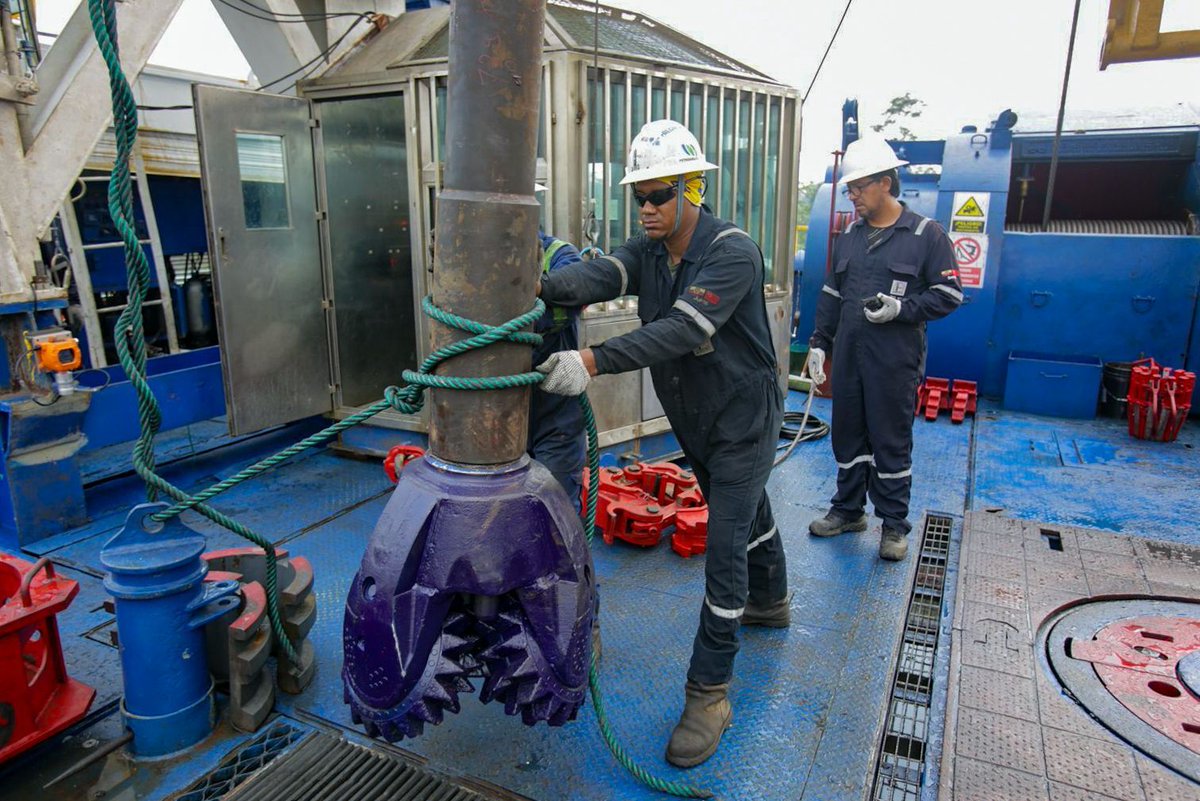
[[879, 528, 909, 561], [808, 510, 868, 538], [741, 594, 792, 628], [666, 681, 732, 768]]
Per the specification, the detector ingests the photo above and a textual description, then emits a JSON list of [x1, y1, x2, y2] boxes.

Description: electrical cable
[[210, 0, 378, 92], [18, 335, 60, 406], [802, 0, 854, 103], [75, 367, 113, 393], [213, 0, 372, 24], [258, 17, 367, 93]]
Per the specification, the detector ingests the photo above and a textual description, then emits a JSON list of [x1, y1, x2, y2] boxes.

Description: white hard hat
[[534, 183, 548, 192], [838, 135, 908, 185], [620, 120, 718, 186]]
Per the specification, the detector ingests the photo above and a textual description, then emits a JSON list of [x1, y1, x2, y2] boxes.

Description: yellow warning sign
[[954, 196, 985, 218]]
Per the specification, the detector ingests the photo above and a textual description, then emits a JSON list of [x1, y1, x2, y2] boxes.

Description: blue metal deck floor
[[4, 393, 1198, 801]]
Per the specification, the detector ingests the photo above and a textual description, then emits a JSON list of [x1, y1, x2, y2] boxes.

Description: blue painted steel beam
[[0, 394, 90, 547], [0, 298, 69, 315], [79, 348, 225, 452]]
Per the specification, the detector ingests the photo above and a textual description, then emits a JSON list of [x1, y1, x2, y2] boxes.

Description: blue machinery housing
[[796, 110, 1200, 403]]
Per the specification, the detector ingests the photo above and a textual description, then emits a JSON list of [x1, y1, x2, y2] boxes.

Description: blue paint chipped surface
[[10, 393, 1200, 800], [970, 400, 1200, 543]]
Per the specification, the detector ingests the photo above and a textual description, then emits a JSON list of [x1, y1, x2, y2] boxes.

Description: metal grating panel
[[550, 1, 766, 77], [173, 721, 307, 801], [408, 2, 772, 79], [220, 730, 492, 801], [410, 26, 450, 60], [872, 513, 954, 801]]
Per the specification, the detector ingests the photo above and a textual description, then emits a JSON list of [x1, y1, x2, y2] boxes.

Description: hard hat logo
[[621, 119, 719, 186]]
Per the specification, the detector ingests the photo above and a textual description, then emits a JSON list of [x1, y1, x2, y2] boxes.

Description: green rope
[[579, 399, 711, 798], [88, 0, 297, 662], [89, 3, 707, 794]]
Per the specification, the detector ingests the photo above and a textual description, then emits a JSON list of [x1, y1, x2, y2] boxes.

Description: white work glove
[[536, 351, 591, 396], [806, 347, 826, 386], [865, 293, 902, 324]]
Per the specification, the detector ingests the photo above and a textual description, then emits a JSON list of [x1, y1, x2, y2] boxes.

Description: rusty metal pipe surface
[[429, 0, 548, 465]]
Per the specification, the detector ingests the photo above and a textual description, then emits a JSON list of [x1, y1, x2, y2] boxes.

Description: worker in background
[[530, 183, 585, 510], [535, 120, 787, 769], [806, 135, 962, 561]]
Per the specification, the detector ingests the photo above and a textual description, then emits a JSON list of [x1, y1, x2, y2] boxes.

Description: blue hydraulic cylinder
[[100, 503, 240, 757]]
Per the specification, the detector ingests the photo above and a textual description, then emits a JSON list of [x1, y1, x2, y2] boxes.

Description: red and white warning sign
[[951, 233, 988, 289]]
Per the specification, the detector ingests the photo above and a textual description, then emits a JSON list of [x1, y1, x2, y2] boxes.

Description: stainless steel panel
[[317, 94, 417, 407], [641, 367, 665, 420], [767, 295, 790, 387], [194, 85, 332, 435], [581, 314, 642, 435]]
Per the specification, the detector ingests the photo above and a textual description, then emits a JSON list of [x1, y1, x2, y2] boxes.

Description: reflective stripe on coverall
[[809, 207, 962, 535]]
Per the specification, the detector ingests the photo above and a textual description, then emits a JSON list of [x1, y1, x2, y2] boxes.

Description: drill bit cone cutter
[[342, 0, 596, 740]]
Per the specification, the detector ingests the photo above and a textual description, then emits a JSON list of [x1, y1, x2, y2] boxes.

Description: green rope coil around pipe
[[88, 2, 708, 795]]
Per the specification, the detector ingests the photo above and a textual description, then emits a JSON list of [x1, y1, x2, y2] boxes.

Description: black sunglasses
[[633, 184, 678, 207]]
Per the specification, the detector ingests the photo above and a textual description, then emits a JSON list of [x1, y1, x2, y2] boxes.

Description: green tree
[[794, 181, 820, 251], [870, 93, 925, 141]]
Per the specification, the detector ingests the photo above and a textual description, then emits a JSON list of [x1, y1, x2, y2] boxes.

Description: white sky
[[34, 0, 1200, 181]]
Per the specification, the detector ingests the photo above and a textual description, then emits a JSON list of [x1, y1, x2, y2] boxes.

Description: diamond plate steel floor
[[272, 393, 971, 801], [10, 392, 1200, 801]]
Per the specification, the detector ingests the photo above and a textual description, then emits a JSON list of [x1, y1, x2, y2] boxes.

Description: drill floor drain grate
[[175, 726, 496, 801], [871, 513, 954, 801]]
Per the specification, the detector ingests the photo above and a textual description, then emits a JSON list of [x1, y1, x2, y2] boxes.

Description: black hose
[[780, 410, 828, 442], [773, 385, 829, 468]]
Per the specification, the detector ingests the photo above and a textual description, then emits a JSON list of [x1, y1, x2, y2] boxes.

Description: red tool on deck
[[0, 555, 95, 764], [1128, 359, 1194, 443], [916, 377, 977, 424], [916, 377, 950, 421], [582, 462, 709, 554], [949, 380, 978, 424]]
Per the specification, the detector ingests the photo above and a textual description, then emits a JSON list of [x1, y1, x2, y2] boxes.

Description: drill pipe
[[428, 0, 548, 465]]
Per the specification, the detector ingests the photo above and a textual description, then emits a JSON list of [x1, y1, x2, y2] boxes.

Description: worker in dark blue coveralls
[[806, 135, 963, 562], [529, 183, 585, 509], [534, 120, 787, 769]]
